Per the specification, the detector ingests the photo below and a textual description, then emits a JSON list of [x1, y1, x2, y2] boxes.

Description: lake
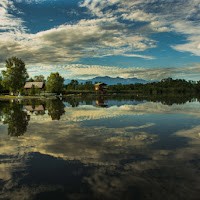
[[0, 96, 200, 200]]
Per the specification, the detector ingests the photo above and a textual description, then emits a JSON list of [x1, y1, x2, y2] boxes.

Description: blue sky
[[0, 0, 200, 81]]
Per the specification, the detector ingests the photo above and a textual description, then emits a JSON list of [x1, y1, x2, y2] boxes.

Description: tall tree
[[1, 57, 29, 93], [28, 77, 34, 82], [46, 72, 64, 93], [67, 79, 79, 90], [0, 75, 3, 93], [34, 75, 45, 82]]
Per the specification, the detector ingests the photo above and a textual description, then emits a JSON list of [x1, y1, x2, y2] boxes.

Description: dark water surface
[[0, 96, 200, 200]]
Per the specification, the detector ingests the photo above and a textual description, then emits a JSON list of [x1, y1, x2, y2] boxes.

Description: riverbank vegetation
[[0, 57, 200, 97], [108, 78, 200, 95], [64, 77, 200, 95]]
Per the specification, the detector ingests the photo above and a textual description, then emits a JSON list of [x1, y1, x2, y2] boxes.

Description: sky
[[0, 0, 200, 81]]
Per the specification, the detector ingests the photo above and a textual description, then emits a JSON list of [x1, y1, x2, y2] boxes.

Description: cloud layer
[[0, 0, 200, 80], [27, 63, 200, 81], [0, 1, 156, 65], [1, 101, 200, 199], [80, 0, 200, 56]]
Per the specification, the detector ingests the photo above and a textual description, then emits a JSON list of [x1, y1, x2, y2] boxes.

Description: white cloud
[[0, 0, 25, 32], [122, 10, 156, 22], [81, 0, 200, 56], [0, 15, 156, 65], [122, 53, 155, 60], [0, 0, 199, 69], [26, 63, 200, 81], [15, 0, 48, 3]]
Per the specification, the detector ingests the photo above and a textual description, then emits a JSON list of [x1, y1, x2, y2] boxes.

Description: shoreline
[[0, 95, 55, 100]]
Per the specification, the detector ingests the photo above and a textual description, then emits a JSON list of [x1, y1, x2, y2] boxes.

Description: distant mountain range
[[64, 76, 149, 85]]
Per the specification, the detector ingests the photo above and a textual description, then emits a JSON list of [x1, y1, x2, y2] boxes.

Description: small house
[[24, 82, 45, 94], [25, 105, 45, 112], [25, 105, 45, 116], [94, 83, 107, 94]]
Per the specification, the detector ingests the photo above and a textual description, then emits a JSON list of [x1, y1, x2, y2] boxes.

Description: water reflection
[[2, 102, 29, 136], [46, 99, 65, 120], [95, 96, 108, 107], [0, 96, 200, 199], [25, 105, 45, 115]]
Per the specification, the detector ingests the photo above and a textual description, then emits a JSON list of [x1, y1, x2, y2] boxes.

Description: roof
[[95, 82, 107, 86], [24, 82, 45, 89], [25, 105, 45, 111]]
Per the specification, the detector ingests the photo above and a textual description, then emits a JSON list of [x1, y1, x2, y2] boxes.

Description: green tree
[[3, 102, 29, 136], [84, 81, 93, 90], [46, 72, 64, 93], [29, 85, 36, 96], [1, 57, 29, 93], [34, 75, 45, 82], [67, 79, 79, 90], [28, 77, 34, 82], [46, 99, 65, 120], [0, 75, 3, 93]]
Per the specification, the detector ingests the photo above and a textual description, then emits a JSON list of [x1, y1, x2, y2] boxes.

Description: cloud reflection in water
[[0, 99, 200, 199]]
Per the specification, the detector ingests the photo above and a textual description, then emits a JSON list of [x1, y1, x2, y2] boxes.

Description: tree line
[[0, 57, 95, 95], [1, 57, 200, 95], [64, 77, 200, 95], [108, 77, 200, 95], [0, 57, 64, 95]]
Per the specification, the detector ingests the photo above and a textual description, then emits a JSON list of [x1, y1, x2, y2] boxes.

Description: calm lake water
[[0, 96, 200, 200]]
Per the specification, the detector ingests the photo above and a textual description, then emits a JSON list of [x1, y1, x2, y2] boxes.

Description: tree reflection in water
[[3, 101, 29, 137], [66, 97, 80, 107], [46, 99, 65, 120], [0, 97, 200, 199]]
